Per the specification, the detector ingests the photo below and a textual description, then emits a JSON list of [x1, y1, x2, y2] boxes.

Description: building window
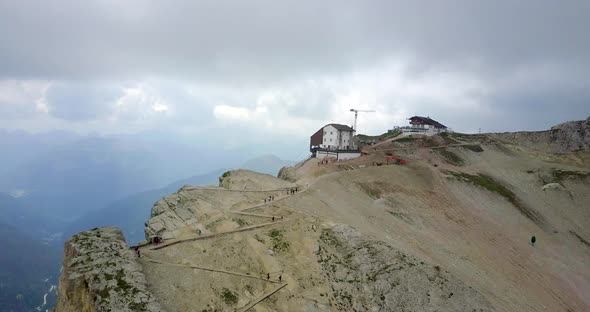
[[330, 139, 332, 142], [330, 131, 333, 135]]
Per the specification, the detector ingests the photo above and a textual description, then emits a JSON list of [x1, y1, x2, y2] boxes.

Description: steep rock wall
[[54, 227, 163, 312]]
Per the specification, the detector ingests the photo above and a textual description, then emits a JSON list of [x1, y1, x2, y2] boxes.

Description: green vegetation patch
[[357, 182, 383, 199], [221, 288, 239, 305], [218, 170, 231, 185], [319, 229, 342, 248], [446, 171, 545, 226], [268, 229, 290, 252], [439, 132, 460, 145], [436, 149, 464, 166], [461, 144, 484, 153], [254, 234, 265, 244], [233, 218, 248, 226], [356, 130, 401, 142], [356, 181, 395, 199], [552, 169, 590, 183], [448, 132, 488, 141], [395, 137, 417, 143]]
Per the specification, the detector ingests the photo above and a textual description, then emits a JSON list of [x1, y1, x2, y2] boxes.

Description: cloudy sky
[[1, 0, 589, 151]]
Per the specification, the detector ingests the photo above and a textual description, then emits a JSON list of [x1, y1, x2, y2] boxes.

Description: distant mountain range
[[0, 150, 293, 312], [64, 154, 293, 244], [0, 223, 61, 312]]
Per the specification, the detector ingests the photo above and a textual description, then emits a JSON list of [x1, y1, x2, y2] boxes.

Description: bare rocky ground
[[56, 120, 590, 312], [135, 128, 590, 312]]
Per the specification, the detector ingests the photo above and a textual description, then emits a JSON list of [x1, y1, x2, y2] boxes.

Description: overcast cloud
[[0, 0, 589, 153]]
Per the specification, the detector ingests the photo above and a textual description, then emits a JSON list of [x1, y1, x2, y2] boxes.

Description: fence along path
[[183, 186, 294, 193], [143, 258, 280, 284], [146, 187, 307, 251], [150, 219, 288, 250], [236, 283, 288, 312], [229, 211, 277, 218], [238, 187, 307, 213]]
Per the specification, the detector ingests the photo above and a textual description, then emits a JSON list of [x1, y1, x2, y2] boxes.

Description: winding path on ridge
[[140, 184, 308, 311]]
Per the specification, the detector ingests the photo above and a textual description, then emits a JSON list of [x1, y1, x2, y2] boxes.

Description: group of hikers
[[264, 195, 275, 203], [133, 236, 164, 257], [263, 187, 299, 203]]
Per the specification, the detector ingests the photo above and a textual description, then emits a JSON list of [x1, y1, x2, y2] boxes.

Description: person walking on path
[[134, 246, 141, 258], [267, 273, 270, 280], [531, 235, 536, 246], [279, 275, 282, 282]]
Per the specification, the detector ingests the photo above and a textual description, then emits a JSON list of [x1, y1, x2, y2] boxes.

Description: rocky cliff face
[[493, 117, 590, 153], [318, 225, 494, 311], [54, 227, 163, 312]]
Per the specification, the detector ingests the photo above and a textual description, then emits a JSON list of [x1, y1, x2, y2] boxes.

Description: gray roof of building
[[409, 116, 447, 129], [327, 123, 355, 131]]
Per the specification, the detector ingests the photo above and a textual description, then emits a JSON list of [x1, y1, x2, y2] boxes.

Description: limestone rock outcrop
[[493, 117, 590, 153], [277, 165, 297, 182], [218, 169, 294, 190], [317, 224, 494, 311], [144, 188, 210, 240], [54, 227, 163, 312]]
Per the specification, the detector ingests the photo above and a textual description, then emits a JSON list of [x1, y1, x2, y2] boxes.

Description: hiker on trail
[[267, 273, 270, 280], [135, 247, 141, 257], [264, 198, 267, 203], [272, 216, 275, 221], [279, 275, 282, 282], [531, 235, 536, 246]]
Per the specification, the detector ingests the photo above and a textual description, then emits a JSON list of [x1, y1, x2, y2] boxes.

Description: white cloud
[[0, 80, 50, 118], [213, 104, 252, 121], [152, 102, 169, 112]]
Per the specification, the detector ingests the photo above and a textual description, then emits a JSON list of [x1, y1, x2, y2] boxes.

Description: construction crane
[[350, 108, 376, 132]]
